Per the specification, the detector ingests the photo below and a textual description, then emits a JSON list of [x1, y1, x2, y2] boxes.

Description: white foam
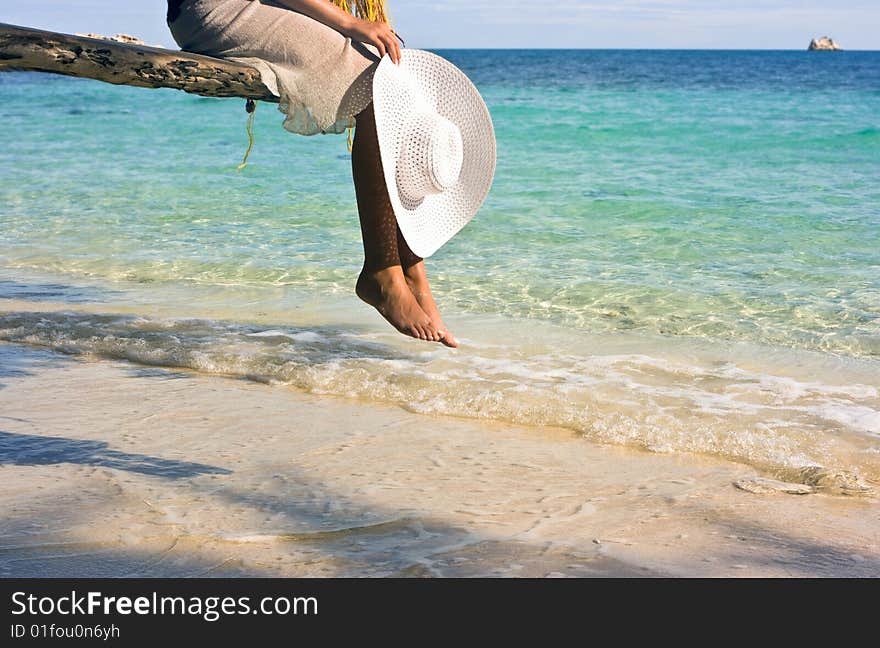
[[811, 403, 880, 435], [245, 329, 325, 343]]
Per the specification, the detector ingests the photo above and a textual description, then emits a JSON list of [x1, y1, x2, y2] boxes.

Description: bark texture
[[0, 22, 277, 102]]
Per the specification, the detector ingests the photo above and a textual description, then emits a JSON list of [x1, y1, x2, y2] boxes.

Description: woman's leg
[[397, 231, 458, 348], [351, 102, 442, 342]]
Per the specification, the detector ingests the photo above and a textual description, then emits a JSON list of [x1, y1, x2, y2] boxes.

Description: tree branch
[[0, 23, 278, 102]]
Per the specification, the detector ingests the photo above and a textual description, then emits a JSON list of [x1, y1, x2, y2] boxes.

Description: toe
[[440, 331, 459, 348], [426, 323, 441, 342]]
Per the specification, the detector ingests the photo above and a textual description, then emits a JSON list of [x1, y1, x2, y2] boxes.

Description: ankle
[[404, 273, 427, 295], [361, 264, 406, 285], [402, 262, 427, 281]]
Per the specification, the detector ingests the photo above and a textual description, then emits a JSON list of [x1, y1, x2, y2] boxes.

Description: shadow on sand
[[0, 430, 231, 479], [0, 278, 122, 303]]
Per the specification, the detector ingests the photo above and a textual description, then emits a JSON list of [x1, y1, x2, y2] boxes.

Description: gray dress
[[168, 0, 380, 135]]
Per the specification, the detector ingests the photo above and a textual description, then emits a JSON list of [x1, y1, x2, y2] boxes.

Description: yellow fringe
[[331, 0, 393, 25], [331, 1, 394, 152]]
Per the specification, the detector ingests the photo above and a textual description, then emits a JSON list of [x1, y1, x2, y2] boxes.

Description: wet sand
[[0, 341, 877, 577]]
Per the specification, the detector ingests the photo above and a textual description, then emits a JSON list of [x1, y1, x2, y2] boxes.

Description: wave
[[1, 309, 877, 492]]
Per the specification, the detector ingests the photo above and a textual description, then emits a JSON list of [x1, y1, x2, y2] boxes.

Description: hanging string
[[237, 98, 257, 170]]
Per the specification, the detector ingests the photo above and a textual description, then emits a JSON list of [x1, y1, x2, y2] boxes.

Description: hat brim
[[372, 50, 497, 258]]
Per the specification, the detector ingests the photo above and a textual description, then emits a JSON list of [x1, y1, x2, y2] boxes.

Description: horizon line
[[418, 47, 878, 52]]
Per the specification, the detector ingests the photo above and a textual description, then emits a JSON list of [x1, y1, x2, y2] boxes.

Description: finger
[[379, 30, 397, 64], [391, 31, 402, 63], [392, 35, 402, 65], [374, 37, 387, 60], [380, 33, 396, 64], [382, 31, 399, 64]]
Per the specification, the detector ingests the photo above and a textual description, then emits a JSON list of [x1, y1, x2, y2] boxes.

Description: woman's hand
[[343, 17, 401, 64], [272, 1, 402, 64]]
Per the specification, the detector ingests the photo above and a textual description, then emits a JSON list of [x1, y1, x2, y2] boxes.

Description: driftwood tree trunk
[[0, 23, 277, 102]]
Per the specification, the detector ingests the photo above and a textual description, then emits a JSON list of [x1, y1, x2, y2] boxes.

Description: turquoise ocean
[[1, 50, 878, 490]]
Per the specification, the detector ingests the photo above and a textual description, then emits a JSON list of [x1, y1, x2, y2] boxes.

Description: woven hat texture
[[372, 49, 497, 257]]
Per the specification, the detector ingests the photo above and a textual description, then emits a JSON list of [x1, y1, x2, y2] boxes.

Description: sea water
[[1, 50, 878, 489]]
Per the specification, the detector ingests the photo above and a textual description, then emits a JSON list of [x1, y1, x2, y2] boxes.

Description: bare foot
[[403, 262, 459, 348], [356, 266, 442, 342]]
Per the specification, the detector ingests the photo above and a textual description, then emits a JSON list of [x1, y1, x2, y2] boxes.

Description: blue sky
[[2, 1, 877, 50]]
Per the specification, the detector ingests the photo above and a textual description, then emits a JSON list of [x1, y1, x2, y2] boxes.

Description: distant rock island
[[808, 36, 842, 51]]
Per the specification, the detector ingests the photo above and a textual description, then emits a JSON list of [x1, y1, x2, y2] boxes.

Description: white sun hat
[[372, 49, 497, 258]]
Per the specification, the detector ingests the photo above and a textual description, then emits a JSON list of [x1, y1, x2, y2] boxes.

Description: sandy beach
[[2, 340, 877, 577]]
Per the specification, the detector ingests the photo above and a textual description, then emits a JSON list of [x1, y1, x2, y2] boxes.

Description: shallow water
[[1, 50, 878, 488]]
